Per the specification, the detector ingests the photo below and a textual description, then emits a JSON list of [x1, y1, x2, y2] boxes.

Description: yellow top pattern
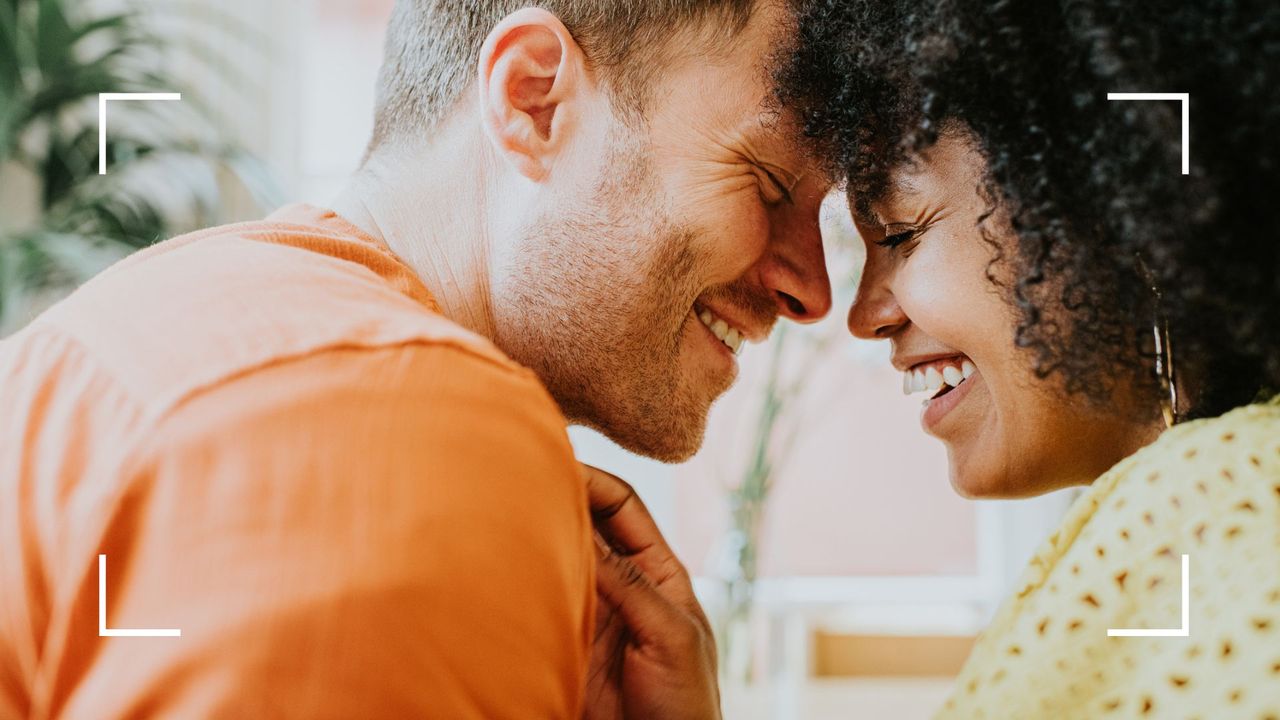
[[938, 399, 1280, 719]]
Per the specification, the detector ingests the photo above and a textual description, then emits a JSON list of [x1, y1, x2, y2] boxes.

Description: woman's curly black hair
[[778, 0, 1280, 419]]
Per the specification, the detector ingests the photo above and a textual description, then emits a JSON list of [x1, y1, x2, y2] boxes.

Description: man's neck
[[330, 134, 497, 341]]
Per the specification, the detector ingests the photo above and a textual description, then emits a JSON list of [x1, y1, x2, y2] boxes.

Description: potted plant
[[0, 0, 278, 334]]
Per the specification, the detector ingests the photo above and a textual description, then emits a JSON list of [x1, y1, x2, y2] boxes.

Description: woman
[[775, 0, 1280, 716], [584, 2, 1279, 718]]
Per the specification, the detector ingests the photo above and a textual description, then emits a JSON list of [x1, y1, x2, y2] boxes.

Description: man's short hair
[[369, 0, 757, 149]]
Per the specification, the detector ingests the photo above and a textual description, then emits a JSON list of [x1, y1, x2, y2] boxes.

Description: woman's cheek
[[897, 237, 990, 346]]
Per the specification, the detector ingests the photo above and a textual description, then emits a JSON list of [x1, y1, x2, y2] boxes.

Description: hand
[[580, 464, 721, 720]]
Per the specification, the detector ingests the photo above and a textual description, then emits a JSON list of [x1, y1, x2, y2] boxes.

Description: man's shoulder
[[146, 339, 572, 469], [23, 218, 527, 424]]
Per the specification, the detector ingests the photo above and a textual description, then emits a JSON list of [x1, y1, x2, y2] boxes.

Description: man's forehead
[[650, 51, 790, 145], [639, 2, 815, 168], [650, 0, 790, 104], [737, 105, 800, 145]]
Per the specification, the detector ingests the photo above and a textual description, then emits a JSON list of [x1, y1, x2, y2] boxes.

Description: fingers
[[594, 541, 700, 657], [583, 463, 704, 614], [582, 463, 673, 558]]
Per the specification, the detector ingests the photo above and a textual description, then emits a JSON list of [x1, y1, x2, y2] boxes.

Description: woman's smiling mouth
[[902, 355, 976, 399], [900, 355, 981, 432]]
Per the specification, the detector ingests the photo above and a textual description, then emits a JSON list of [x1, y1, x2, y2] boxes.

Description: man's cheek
[[694, 203, 771, 282]]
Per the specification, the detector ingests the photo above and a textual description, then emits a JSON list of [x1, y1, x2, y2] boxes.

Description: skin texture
[[336, 3, 832, 463], [848, 132, 1162, 498]]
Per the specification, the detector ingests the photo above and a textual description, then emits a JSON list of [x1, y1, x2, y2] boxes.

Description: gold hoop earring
[[1152, 313, 1178, 428], [1137, 256, 1179, 428]]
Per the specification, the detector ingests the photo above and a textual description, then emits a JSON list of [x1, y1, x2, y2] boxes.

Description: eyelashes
[[874, 223, 921, 250]]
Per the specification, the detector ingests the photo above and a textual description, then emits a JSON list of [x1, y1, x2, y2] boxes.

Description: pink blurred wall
[[674, 337, 978, 578]]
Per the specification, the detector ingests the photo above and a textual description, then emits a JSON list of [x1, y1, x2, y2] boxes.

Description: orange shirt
[[0, 205, 594, 719]]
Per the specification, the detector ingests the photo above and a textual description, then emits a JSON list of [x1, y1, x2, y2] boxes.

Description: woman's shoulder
[[1113, 398, 1280, 501], [1052, 398, 1280, 559], [938, 402, 1280, 719], [1168, 396, 1280, 445]]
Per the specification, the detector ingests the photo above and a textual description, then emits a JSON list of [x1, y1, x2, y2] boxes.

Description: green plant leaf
[[0, 1, 21, 163], [0, 0, 19, 96], [3, 0, 279, 336], [35, 0, 73, 74], [69, 11, 135, 45]]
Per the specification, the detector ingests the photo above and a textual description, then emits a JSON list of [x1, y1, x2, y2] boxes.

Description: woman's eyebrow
[[849, 201, 881, 227], [854, 175, 924, 224], [892, 174, 922, 197]]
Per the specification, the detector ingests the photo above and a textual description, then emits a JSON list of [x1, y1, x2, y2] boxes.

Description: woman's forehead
[[848, 173, 924, 225]]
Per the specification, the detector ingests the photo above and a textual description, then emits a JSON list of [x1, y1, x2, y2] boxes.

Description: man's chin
[[636, 434, 704, 464], [582, 409, 709, 464], [562, 362, 729, 463]]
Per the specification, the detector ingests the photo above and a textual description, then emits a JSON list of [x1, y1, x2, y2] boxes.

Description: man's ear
[[477, 9, 589, 182]]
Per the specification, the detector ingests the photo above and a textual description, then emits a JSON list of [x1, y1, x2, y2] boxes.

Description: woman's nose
[[847, 256, 908, 339]]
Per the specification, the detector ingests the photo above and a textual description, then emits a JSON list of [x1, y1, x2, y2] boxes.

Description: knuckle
[[618, 557, 647, 587], [591, 482, 638, 522]]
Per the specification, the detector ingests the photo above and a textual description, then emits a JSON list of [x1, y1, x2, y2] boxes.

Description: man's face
[[493, 4, 832, 461]]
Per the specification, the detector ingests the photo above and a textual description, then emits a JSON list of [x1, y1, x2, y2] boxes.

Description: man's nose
[[847, 250, 907, 339], [758, 201, 832, 324]]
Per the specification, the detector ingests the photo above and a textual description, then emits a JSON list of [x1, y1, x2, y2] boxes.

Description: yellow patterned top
[[938, 399, 1280, 719]]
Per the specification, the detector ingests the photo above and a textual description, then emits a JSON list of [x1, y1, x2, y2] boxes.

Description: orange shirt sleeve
[[51, 342, 594, 719]]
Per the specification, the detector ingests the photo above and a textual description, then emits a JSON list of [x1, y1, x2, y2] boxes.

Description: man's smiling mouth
[[903, 355, 976, 400], [695, 305, 746, 355]]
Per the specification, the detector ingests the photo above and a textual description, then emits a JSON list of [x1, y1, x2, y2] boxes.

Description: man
[[0, 0, 830, 717]]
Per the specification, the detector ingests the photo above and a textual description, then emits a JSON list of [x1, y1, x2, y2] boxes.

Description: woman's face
[[848, 131, 1161, 498]]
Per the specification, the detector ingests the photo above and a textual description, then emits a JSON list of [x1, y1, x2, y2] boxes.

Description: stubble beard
[[492, 146, 730, 462]]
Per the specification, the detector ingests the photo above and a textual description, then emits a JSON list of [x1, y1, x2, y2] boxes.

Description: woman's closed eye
[[874, 222, 922, 251]]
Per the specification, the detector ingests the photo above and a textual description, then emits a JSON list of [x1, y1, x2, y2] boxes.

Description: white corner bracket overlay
[[98, 554, 182, 637], [97, 92, 183, 175], [1107, 554, 1190, 637], [1105, 92, 1190, 175]]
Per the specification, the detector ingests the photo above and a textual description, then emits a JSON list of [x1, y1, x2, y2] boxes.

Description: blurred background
[[0, 1, 1078, 716]]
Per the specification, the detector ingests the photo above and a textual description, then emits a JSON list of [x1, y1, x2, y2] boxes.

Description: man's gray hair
[[369, 0, 757, 149]]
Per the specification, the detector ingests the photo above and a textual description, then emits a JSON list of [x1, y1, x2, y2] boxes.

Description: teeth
[[942, 365, 963, 387], [924, 367, 944, 394], [902, 358, 976, 396], [697, 307, 746, 355]]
